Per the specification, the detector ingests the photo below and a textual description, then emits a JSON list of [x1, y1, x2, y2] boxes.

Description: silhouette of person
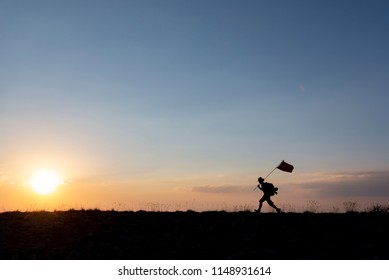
[[255, 177, 281, 213]]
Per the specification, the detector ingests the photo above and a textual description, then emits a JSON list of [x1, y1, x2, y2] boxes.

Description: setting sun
[[30, 170, 63, 195]]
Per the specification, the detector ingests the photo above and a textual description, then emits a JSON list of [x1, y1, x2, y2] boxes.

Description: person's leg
[[256, 196, 265, 212], [267, 198, 281, 213], [256, 201, 263, 212]]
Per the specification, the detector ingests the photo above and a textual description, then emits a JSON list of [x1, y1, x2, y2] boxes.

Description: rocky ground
[[0, 210, 388, 259]]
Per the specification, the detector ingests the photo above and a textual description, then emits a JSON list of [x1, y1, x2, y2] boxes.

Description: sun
[[30, 170, 63, 195]]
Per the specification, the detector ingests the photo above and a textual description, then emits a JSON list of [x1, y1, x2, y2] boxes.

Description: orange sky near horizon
[[1, 167, 388, 213]]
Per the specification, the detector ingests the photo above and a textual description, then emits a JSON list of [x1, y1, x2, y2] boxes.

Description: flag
[[277, 160, 294, 173]]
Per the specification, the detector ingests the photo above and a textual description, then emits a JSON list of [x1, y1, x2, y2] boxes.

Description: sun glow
[[30, 170, 63, 195]]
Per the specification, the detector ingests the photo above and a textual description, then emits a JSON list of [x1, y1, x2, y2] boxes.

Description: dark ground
[[0, 210, 388, 260]]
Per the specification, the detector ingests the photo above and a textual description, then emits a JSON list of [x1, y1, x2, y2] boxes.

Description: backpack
[[261, 182, 278, 196]]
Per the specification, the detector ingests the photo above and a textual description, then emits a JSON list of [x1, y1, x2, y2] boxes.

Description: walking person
[[255, 177, 281, 213]]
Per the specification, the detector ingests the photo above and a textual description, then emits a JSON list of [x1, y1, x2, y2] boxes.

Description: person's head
[[257, 177, 264, 184]]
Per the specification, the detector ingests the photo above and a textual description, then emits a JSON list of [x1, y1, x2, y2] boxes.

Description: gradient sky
[[1, 0, 389, 211]]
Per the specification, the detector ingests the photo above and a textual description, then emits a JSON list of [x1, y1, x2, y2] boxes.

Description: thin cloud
[[0, 175, 17, 187], [295, 171, 389, 198], [192, 185, 248, 194]]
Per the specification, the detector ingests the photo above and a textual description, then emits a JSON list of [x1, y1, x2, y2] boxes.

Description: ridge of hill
[[0, 210, 388, 259]]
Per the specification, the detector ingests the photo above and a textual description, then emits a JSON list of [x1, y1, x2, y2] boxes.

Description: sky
[[1, 0, 389, 212]]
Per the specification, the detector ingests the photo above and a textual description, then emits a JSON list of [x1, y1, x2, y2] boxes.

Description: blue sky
[[1, 0, 389, 211]]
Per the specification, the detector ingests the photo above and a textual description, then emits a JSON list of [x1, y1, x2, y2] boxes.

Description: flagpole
[[253, 161, 293, 191], [264, 166, 277, 180], [253, 166, 277, 191]]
